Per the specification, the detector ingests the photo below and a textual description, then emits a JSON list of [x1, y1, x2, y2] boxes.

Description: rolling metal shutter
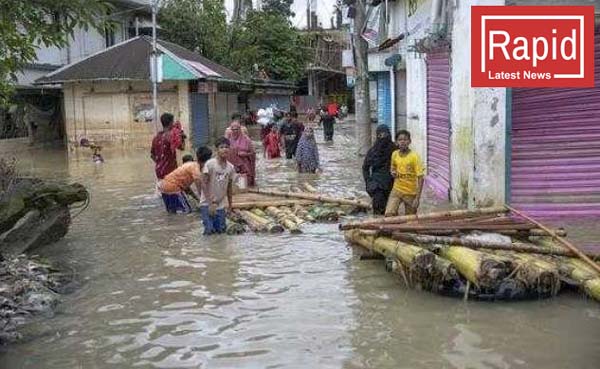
[[190, 92, 209, 148], [377, 72, 392, 127], [426, 51, 451, 199], [509, 27, 600, 217]]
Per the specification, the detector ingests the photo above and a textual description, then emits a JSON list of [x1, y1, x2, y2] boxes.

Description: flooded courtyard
[[1, 124, 599, 368]]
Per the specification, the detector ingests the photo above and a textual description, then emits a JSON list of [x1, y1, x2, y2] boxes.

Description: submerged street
[[1, 123, 599, 369]]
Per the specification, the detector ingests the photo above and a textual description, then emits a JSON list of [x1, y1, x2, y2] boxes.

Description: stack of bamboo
[[226, 186, 370, 235], [341, 207, 600, 301]]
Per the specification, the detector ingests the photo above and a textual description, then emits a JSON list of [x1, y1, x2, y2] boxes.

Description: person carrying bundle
[[385, 130, 425, 216]]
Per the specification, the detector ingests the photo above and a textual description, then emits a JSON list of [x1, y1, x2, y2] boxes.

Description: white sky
[[223, 0, 338, 29]]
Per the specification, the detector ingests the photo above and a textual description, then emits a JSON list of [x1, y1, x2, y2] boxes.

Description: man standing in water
[[320, 106, 336, 142], [200, 137, 235, 235], [150, 113, 184, 180], [280, 113, 297, 159]]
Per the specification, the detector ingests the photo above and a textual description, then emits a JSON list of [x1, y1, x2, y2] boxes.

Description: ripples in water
[[1, 124, 599, 368]]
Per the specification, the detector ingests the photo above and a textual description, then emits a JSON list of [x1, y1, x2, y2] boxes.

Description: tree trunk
[[353, 0, 371, 156]]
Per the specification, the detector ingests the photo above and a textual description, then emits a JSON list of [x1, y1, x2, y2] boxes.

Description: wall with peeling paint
[[62, 81, 186, 149], [449, 0, 507, 208], [404, 0, 433, 168]]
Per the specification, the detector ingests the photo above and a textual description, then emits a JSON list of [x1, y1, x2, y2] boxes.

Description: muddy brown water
[[1, 124, 599, 368]]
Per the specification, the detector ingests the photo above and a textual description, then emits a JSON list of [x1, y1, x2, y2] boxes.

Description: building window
[[105, 27, 115, 47]]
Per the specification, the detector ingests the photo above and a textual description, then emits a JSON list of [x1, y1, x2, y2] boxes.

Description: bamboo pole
[[439, 246, 512, 289], [232, 199, 316, 209], [339, 207, 507, 230], [390, 233, 599, 258], [249, 188, 371, 208], [265, 206, 302, 234], [584, 278, 600, 301], [363, 223, 537, 232], [500, 229, 567, 237], [302, 183, 317, 193], [234, 210, 266, 232], [506, 205, 600, 274], [345, 230, 435, 284], [239, 210, 284, 233], [251, 208, 268, 218], [495, 251, 561, 296], [277, 206, 306, 225], [292, 204, 316, 222]]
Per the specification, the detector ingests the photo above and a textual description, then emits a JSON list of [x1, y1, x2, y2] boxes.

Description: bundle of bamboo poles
[[343, 207, 600, 301], [225, 202, 367, 235]]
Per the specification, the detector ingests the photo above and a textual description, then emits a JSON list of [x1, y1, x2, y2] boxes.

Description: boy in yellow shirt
[[385, 130, 425, 216]]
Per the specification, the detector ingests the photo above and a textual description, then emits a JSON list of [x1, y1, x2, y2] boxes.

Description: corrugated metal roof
[[35, 36, 243, 84], [158, 39, 243, 82]]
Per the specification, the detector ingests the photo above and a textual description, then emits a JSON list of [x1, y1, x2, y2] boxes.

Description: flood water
[[1, 123, 599, 368]]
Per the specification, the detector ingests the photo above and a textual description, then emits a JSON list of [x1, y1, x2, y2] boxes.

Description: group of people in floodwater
[[150, 106, 424, 235]]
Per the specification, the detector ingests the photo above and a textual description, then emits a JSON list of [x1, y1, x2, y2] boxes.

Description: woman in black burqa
[[362, 125, 397, 215]]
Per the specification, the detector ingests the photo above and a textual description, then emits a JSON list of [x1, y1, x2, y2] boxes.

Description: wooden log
[[249, 188, 371, 208], [506, 205, 600, 274], [390, 233, 599, 258], [339, 207, 507, 230], [232, 199, 315, 209], [439, 246, 512, 289]]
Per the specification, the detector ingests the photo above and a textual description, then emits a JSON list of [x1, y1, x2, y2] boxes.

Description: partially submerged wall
[[63, 81, 188, 149]]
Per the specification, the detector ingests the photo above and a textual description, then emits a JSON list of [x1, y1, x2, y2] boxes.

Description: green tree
[[159, 0, 228, 65], [231, 10, 308, 82], [0, 0, 112, 105], [261, 0, 294, 18]]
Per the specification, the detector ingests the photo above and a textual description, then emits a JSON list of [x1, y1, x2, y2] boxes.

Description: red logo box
[[471, 6, 595, 87]]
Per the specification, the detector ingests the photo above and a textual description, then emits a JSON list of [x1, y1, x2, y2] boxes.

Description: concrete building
[[302, 29, 353, 110], [1, 0, 154, 148], [36, 36, 246, 149], [365, 0, 600, 217]]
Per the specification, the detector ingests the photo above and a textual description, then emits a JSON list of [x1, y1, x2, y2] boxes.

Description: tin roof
[[36, 36, 244, 84]]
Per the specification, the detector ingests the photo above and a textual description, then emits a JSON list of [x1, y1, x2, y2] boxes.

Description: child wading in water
[[157, 147, 212, 213], [264, 125, 281, 159], [200, 137, 235, 235], [385, 130, 425, 216]]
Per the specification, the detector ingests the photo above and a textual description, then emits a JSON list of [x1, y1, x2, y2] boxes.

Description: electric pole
[[151, 0, 159, 132], [353, 0, 371, 155]]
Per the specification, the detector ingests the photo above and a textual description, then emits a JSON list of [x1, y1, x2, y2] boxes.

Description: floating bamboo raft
[[342, 207, 600, 302], [225, 184, 369, 235]]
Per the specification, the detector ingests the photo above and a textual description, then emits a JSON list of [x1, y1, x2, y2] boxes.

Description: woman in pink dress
[[227, 121, 257, 187]]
